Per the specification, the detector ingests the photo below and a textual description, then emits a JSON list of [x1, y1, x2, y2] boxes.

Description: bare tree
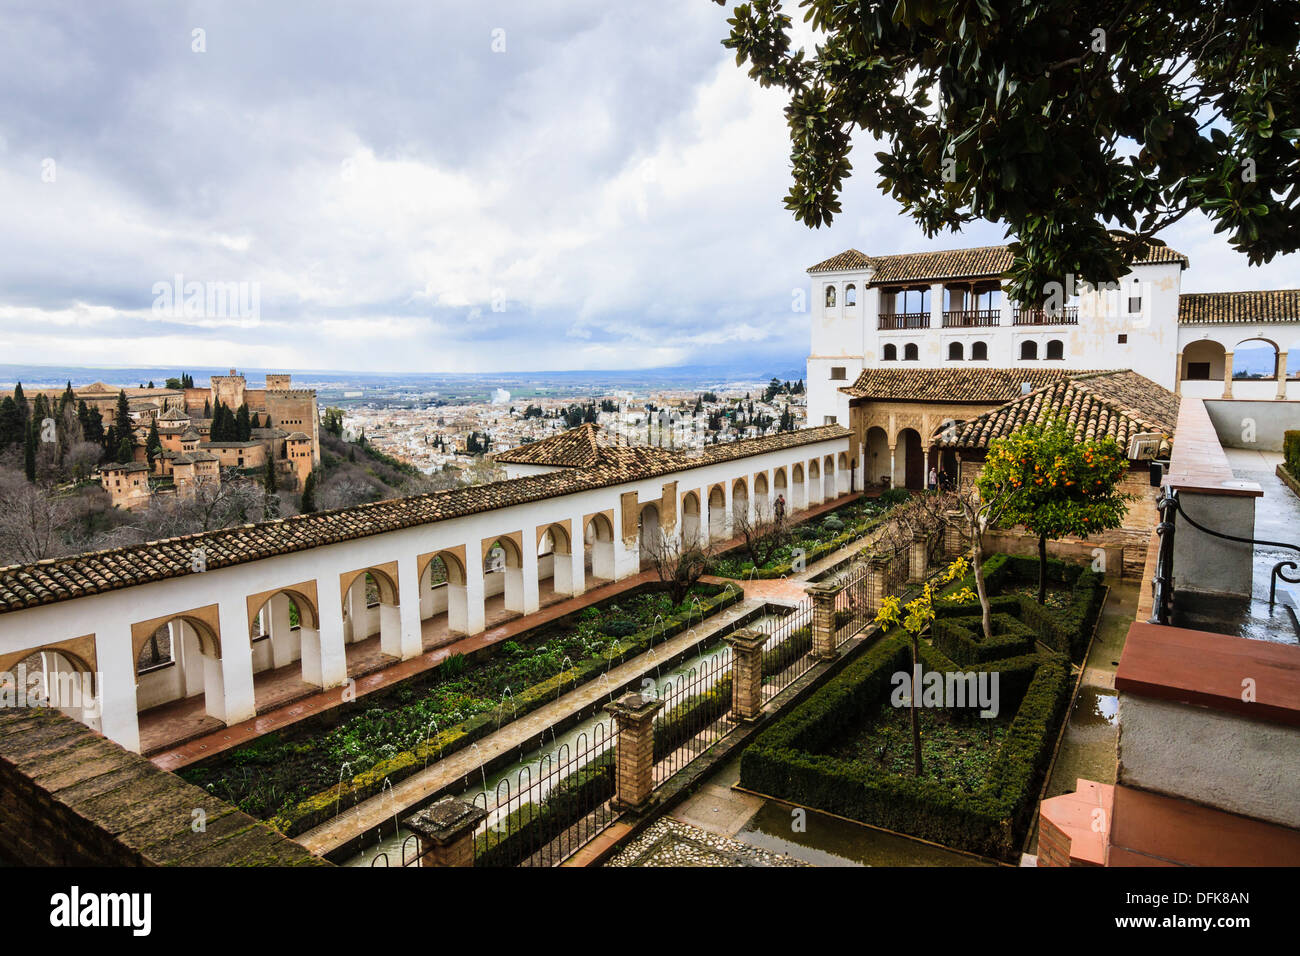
[[643, 528, 715, 607], [0, 471, 73, 565], [731, 500, 789, 570], [953, 484, 1022, 643]]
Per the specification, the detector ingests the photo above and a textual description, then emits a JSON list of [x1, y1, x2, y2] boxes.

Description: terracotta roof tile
[[0, 425, 848, 613], [1178, 289, 1300, 325], [840, 366, 1110, 404], [494, 423, 604, 467], [937, 371, 1178, 454]]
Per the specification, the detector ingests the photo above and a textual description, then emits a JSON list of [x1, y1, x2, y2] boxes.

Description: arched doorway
[[585, 513, 616, 581], [484, 537, 525, 617], [866, 426, 889, 488], [342, 567, 401, 660], [681, 491, 701, 546], [773, 468, 788, 519], [807, 459, 822, 506], [897, 428, 924, 490], [420, 551, 468, 645], [836, 452, 850, 495], [638, 502, 662, 570], [753, 472, 770, 517], [708, 485, 727, 539], [248, 588, 323, 703], [790, 464, 805, 511], [135, 615, 226, 729], [7, 647, 99, 731], [822, 455, 835, 501], [538, 522, 577, 597], [731, 478, 749, 529]]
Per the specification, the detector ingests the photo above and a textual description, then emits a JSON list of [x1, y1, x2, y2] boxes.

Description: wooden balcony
[[941, 309, 1000, 328], [878, 311, 931, 331], [1013, 306, 1079, 326]]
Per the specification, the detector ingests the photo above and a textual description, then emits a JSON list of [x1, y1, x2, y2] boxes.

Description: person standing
[[928, 466, 937, 491]]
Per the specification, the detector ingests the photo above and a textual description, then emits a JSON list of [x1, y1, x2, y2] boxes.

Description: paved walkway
[[297, 594, 763, 855], [147, 491, 863, 768]]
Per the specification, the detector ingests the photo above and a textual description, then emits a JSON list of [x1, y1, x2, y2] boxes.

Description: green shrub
[[1284, 430, 1300, 476], [932, 613, 1036, 665], [879, 488, 911, 506]]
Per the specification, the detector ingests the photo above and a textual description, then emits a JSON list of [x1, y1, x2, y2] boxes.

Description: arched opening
[[903, 343, 919, 361], [584, 514, 616, 582], [681, 491, 701, 546], [731, 478, 750, 527], [837, 452, 851, 495], [247, 588, 323, 708], [948, 342, 964, 361], [807, 459, 822, 506], [1233, 337, 1280, 380], [8, 647, 99, 732], [790, 464, 806, 511], [1020, 340, 1038, 361], [866, 426, 890, 488], [484, 537, 526, 617], [845, 284, 857, 306], [1182, 339, 1226, 382], [638, 502, 663, 570], [825, 285, 837, 307], [822, 454, 835, 501], [1290, 339, 1300, 379], [538, 522, 577, 600], [343, 568, 401, 661], [420, 551, 468, 647], [773, 468, 789, 520], [897, 428, 924, 490], [883, 344, 898, 361], [971, 341, 988, 361], [707, 485, 727, 541], [1046, 339, 1064, 360], [753, 472, 770, 517], [134, 615, 226, 747]]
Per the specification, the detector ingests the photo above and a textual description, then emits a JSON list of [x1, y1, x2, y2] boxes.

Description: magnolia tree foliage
[[714, 0, 1300, 302]]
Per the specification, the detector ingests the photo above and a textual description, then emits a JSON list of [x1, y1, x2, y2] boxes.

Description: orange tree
[[978, 418, 1131, 604]]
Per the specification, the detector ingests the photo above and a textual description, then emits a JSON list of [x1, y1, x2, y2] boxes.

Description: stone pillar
[[805, 581, 840, 661], [943, 510, 967, 559], [1173, 350, 1184, 397], [314, 588, 349, 689], [888, 443, 897, 489], [217, 600, 257, 725], [268, 593, 296, 669], [464, 551, 486, 635], [723, 628, 767, 723], [867, 554, 891, 614], [605, 692, 664, 813], [405, 797, 490, 868], [909, 530, 928, 582], [1278, 352, 1290, 399], [929, 281, 943, 329], [1223, 351, 1234, 399], [521, 539, 540, 614], [568, 517, 587, 595]]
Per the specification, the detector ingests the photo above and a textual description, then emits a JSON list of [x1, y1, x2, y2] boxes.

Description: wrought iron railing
[[1013, 306, 1079, 326], [1150, 486, 1300, 625], [941, 308, 1000, 328], [878, 311, 931, 330]]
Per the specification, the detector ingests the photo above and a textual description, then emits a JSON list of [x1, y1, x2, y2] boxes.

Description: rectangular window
[[823, 415, 838, 425], [1117, 334, 1128, 344], [830, 367, 847, 380], [1127, 296, 1142, 313], [1186, 362, 1211, 381]]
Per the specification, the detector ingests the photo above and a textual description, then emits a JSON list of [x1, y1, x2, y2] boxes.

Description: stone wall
[[0, 708, 328, 866]]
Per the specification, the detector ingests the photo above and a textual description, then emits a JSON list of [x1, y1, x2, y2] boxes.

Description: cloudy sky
[[1, 1, 1295, 375]]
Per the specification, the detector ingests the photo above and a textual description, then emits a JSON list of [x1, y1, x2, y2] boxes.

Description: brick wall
[[0, 708, 328, 867]]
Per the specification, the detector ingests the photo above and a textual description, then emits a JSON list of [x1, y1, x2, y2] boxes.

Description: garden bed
[[710, 492, 905, 579], [738, 552, 1096, 861], [179, 580, 743, 835]]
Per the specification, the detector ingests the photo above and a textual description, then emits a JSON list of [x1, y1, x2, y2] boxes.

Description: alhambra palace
[[33, 371, 320, 509], [1, 240, 1297, 871]]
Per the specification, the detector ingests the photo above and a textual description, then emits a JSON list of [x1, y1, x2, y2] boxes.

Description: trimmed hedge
[[1284, 430, 1300, 478], [739, 633, 1071, 861], [268, 584, 744, 836], [711, 501, 894, 579], [932, 612, 1036, 665]]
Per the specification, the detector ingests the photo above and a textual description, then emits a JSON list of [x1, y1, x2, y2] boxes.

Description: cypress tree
[[0, 396, 21, 448], [203, 397, 211, 418], [13, 382, 28, 425], [85, 405, 105, 446], [235, 403, 251, 441], [114, 390, 132, 439], [59, 381, 76, 414], [300, 471, 316, 513], [24, 421, 37, 481], [263, 457, 278, 493], [116, 436, 134, 464], [146, 420, 162, 465]]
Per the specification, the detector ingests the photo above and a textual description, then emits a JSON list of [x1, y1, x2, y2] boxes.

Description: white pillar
[[218, 600, 257, 725], [346, 575, 369, 643], [313, 588, 348, 689], [568, 530, 586, 595], [268, 593, 297, 669], [520, 538, 540, 614], [930, 282, 944, 328], [396, 556, 424, 660], [465, 550, 486, 634], [889, 444, 897, 488], [176, 620, 205, 698], [95, 624, 141, 753]]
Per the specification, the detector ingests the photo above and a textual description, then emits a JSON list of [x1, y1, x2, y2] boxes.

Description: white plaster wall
[[1118, 693, 1300, 829]]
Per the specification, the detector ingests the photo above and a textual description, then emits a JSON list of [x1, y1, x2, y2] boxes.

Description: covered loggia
[[420, 550, 469, 642], [707, 485, 727, 539], [753, 471, 770, 518], [3, 645, 98, 731], [1181, 338, 1227, 382], [342, 567, 402, 660], [247, 587, 325, 702], [537, 522, 579, 597], [134, 614, 228, 733], [1232, 337, 1282, 380], [866, 426, 890, 487], [681, 491, 702, 545], [483, 537, 527, 618], [807, 458, 822, 505], [790, 463, 805, 510], [837, 452, 851, 495], [822, 454, 835, 501], [731, 477, 749, 528], [773, 467, 788, 517], [584, 513, 616, 581]]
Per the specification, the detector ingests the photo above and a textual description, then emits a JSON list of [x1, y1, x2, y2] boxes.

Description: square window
[[830, 367, 847, 381], [1117, 334, 1128, 344], [1186, 362, 1211, 381]]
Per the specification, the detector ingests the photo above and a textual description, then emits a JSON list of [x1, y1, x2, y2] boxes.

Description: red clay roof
[[841, 366, 1100, 404], [1178, 289, 1300, 324]]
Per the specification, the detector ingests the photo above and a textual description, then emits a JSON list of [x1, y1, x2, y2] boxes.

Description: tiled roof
[[98, 461, 149, 473], [841, 367, 1110, 404], [809, 240, 1188, 283], [286, 431, 310, 441], [159, 408, 189, 421], [495, 424, 605, 467], [201, 441, 260, 449], [937, 371, 1178, 455], [1178, 289, 1300, 325], [0, 425, 848, 613]]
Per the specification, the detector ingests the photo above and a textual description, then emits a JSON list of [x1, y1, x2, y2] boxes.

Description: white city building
[[806, 243, 1300, 427]]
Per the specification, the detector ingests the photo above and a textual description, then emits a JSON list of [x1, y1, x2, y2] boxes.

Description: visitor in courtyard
[[775, 493, 786, 521], [928, 466, 937, 491]]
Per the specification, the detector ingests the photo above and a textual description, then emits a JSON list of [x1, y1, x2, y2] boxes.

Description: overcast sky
[[1, 1, 1295, 375]]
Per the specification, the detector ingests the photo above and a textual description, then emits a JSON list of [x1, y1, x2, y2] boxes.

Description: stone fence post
[[406, 797, 490, 867], [868, 554, 891, 613], [944, 510, 968, 559], [605, 692, 664, 813], [805, 581, 840, 661], [909, 531, 928, 582], [723, 628, 767, 723]]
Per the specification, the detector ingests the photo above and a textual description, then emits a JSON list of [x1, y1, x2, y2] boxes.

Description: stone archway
[[681, 491, 702, 546], [585, 513, 616, 581]]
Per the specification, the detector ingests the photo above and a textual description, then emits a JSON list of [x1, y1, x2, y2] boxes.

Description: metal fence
[[758, 599, 815, 697], [651, 650, 734, 788]]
